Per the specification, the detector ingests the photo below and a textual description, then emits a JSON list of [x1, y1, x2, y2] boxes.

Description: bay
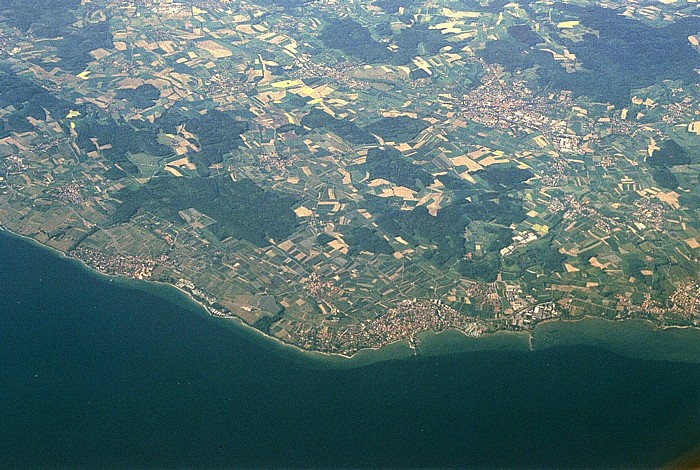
[[2, 230, 700, 468]]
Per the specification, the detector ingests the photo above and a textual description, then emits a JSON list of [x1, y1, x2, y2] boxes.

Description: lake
[[2, 230, 700, 468]]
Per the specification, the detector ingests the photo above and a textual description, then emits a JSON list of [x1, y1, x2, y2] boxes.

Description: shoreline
[[532, 314, 691, 337], [3, 226, 700, 366], [0, 226, 415, 368]]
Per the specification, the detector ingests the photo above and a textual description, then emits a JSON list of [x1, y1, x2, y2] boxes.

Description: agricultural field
[[0, 0, 699, 355]]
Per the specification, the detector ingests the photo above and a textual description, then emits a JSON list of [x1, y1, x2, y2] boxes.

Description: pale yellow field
[[197, 40, 232, 58], [564, 263, 580, 273], [169, 157, 197, 170], [294, 206, 313, 217], [686, 238, 700, 249], [657, 191, 680, 209], [451, 155, 483, 171], [589, 257, 608, 269], [557, 20, 580, 29], [164, 166, 183, 177]]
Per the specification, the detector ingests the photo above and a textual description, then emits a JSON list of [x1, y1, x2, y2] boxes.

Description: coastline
[[531, 315, 700, 363], [0, 226, 416, 368], [3, 226, 700, 366]]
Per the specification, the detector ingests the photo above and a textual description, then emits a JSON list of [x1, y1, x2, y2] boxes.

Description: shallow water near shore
[[3, 230, 700, 468]]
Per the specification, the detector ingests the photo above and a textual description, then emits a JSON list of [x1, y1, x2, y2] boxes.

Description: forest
[[301, 108, 376, 146], [116, 84, 161, 109], [320, 18, 449, 67], [475, 165, 534, 192], [75, 116, 172, 176], [360, 147, 433, 191], [111, 176, 299, 247], [340, 226, 394, 256], [363, 116, 428, 143], [159, 109, 249, 172], [1, 0, 112, 73], [480, 6, 700, 106], [0, 68, 76, 137], [365, 191, 525, 267], [372, 0, 414, 14], [319, 18, 391, 64], [647, 140, 692, 189]]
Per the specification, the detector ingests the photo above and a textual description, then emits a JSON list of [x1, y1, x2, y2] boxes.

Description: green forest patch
[[111, 176, 299, 247]]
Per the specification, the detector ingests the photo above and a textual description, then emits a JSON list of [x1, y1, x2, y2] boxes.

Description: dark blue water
[[2, 231, 700, 469]]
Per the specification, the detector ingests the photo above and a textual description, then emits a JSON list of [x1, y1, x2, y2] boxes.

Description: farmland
[[0, 0, 699, 355]]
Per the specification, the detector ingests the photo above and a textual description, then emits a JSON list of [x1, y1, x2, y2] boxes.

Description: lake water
[[2, 230, 700, 468]]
